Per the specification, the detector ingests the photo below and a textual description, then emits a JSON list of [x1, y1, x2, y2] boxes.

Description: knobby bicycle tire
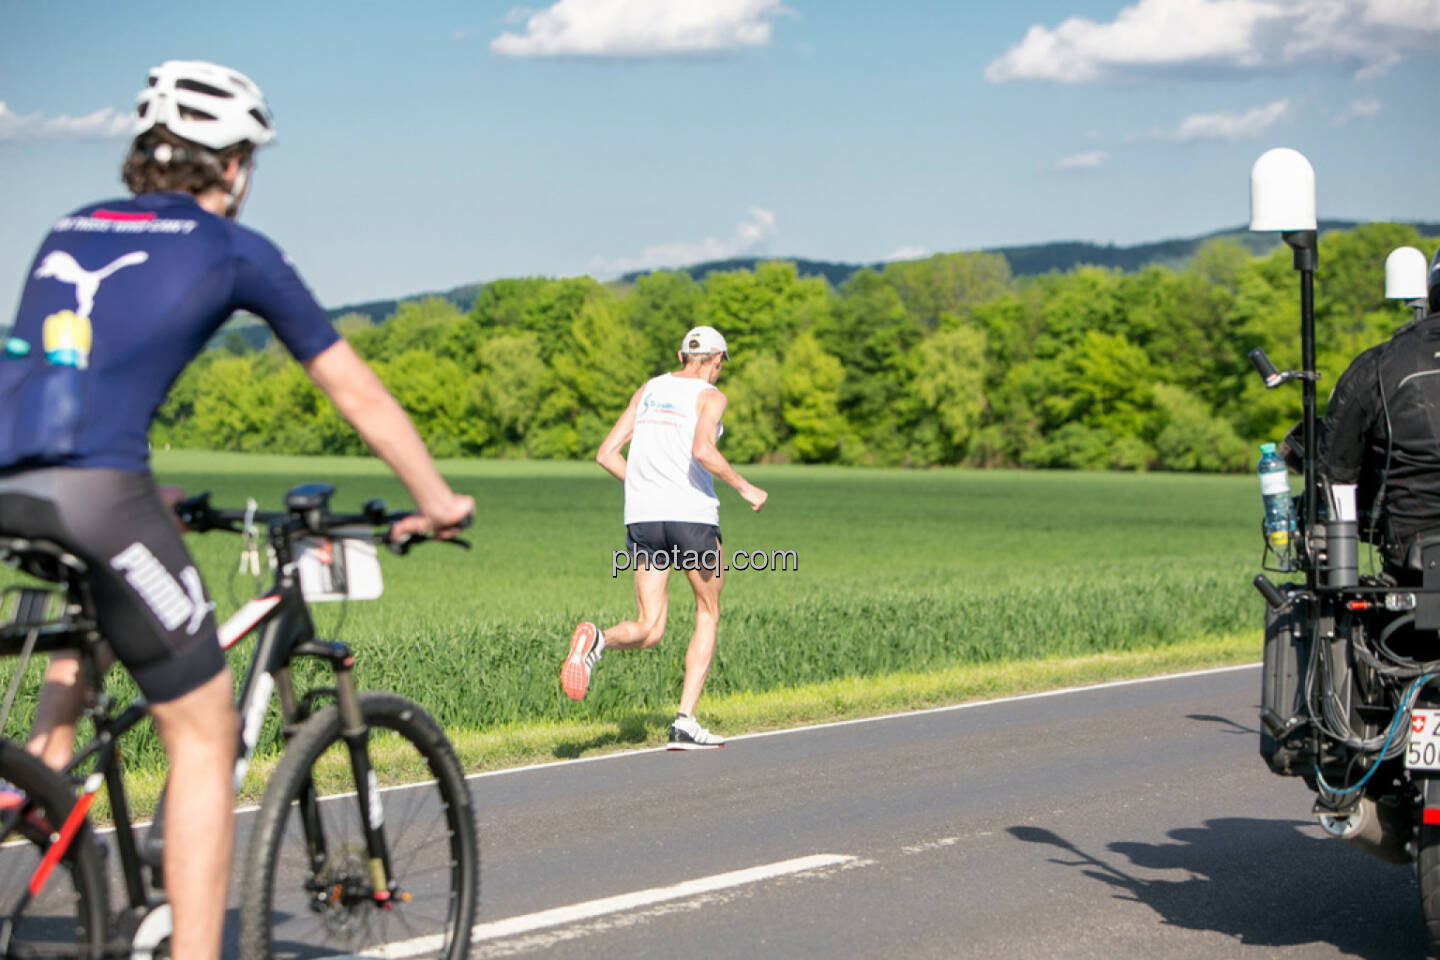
[[1418, 823, 1440, 956], [0, 739, 109, 960], [239, 692, 478, 960]]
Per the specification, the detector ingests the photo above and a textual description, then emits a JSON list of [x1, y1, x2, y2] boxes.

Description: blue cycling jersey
[[0, 192, 339, 472]]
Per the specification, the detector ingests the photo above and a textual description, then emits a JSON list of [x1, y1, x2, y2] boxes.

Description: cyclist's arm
[[231, 228, 470, 534], [693, 389, 766, 512], [303, 340, 472, 533], [596, 387, 643, 482]]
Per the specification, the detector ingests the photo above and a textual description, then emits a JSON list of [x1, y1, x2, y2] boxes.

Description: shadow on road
[[1008, 818, 1425, 959], [1184, 713, 1260, 736], [552, 712, 671, 759]]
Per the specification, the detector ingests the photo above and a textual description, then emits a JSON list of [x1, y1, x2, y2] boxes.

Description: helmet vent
[[248, 108, 271, 130], [178, 105, 218, 122], [137, 102, 149, 118], [175, 79, 234, 99]]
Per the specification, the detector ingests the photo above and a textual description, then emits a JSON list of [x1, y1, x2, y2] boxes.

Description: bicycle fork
[[335, 660, 400, 906], [284, 643, 400, 909]]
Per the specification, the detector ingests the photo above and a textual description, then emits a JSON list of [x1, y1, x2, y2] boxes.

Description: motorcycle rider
[[1318, 245, 1440, 575]]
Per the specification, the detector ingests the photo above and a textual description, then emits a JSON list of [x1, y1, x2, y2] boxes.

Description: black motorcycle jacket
[[1320, 313, 1440, 552]]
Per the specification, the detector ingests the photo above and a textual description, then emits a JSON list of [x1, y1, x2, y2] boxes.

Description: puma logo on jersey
[[110, 542, 213, 635], [34, 250, 149, 319]]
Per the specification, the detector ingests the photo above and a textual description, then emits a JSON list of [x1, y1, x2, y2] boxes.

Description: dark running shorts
[[624, 521, 722, 574], [0, 468, 224, 703]]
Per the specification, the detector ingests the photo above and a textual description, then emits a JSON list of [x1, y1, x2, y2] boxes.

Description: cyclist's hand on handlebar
[[157, 485, 191, 533], [390, 493, 475, 542]]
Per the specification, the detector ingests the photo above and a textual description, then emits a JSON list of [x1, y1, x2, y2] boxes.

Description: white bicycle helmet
[[133, 60, 275, 150]]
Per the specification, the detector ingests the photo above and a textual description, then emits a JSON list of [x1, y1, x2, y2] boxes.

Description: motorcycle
[[1251, 261, 1440, 948]]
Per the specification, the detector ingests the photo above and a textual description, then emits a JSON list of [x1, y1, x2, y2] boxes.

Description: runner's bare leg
[[678, 547, 724, 717], [603, 562, 671, 649]]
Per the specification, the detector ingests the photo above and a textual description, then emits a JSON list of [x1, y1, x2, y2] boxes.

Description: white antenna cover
[[1250, 148, 1317, 231], [1386, 246, 1428, 300]]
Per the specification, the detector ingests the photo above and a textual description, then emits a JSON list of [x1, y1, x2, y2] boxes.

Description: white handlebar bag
[[294, 526, 383, 602]]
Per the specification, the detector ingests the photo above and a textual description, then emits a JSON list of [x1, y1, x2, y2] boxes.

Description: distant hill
[[209, 220, 1439, 351], [619, 220, 1440, 286]]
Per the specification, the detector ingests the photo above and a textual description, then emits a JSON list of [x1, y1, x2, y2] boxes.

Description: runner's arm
[[596, 387, 643, 482], [693, 389, 767, 512], [302, 340, 473, 535]]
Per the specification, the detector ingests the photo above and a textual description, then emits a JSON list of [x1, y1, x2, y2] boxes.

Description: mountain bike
[[0, 482, 478, 959]]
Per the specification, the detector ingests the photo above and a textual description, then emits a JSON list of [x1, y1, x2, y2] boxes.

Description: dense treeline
[[155, 223, 1437, 472]]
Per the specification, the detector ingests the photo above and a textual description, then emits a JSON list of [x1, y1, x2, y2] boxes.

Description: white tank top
[[624, 373, 724, 526]]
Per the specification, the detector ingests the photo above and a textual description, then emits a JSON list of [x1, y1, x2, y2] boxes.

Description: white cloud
[[591, 207, 777, 275], [1055, 149, 1110, 170], [1136, 98, 1292, 141], [493, 0, 786, 58], [0, 102, 132, 142], [985, 0, 1440, 84], [881, 245, 929, 262], [1332, 96, 1382, 124]]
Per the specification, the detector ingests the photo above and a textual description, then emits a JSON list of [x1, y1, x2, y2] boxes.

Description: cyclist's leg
[[26, 644, 114, 768], [677, 526, 723, 717], [149, 667, 237, 960], [44, 469, 234, 960]]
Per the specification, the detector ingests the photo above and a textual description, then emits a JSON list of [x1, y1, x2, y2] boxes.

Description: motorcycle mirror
[[1250, 148, 1317, 232], [1386, 246, 1428, 300], [1249, 348, 1282, 387]]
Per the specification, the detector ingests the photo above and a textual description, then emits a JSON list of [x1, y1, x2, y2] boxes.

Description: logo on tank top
[[32, 250, 149, 369], [637, 392, 684, 425]]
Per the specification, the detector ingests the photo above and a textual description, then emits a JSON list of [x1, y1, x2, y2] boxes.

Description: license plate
[[1407, 709, 1440, 770]]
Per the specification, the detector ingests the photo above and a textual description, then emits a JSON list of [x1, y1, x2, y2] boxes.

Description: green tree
[[781, 332, 851, 462], [912, 326, 988, 462]]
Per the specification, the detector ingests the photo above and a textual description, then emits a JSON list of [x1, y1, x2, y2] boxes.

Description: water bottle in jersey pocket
[[0, 358, 91, 465]]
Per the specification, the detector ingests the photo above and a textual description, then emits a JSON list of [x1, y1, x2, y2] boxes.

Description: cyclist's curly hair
[[121, 126, 254, 196]]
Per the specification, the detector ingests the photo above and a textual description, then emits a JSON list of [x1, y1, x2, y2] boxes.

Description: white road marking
[[340, 854, 858, 958]]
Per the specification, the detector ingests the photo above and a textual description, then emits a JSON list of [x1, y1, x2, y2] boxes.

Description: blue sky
[[0, 0, 1434, 313]]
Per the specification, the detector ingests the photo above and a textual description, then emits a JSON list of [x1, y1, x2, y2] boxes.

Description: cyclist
[[0, 61, 472, 960], [563, 326, 767, 749]]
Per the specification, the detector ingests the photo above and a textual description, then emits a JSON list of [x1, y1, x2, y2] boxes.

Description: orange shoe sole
[[561, 622, 597, 700]]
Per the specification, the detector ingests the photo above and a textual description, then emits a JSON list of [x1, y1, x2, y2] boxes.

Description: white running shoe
[[561, 622, 604, 701], [668, 714, 725, 750]]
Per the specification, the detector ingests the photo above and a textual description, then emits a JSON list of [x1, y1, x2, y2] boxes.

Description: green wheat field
[[2, 451, 1275, 802]]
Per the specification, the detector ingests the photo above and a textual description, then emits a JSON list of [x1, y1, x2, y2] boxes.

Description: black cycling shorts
[[624, 521, 722, 575], [0, 468, 224, 703]]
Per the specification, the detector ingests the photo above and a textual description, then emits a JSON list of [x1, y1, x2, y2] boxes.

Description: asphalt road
[[463, 665, 1427, 960], [32, 663, 1431, 958]]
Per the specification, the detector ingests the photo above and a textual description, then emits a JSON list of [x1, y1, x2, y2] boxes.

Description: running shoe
[[561, 622, 604, 701], [0, 782, 51, 834], [668, 714, 725, 750]]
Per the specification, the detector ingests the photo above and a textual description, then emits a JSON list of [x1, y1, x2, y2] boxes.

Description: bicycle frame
[[2, 521, 399, 933]]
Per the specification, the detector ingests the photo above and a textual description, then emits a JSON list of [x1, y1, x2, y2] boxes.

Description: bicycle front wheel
[[0, 739, 109, 960], [240, 692, 478, 960]]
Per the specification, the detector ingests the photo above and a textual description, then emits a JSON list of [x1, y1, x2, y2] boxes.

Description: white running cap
[[680, 325, 728, 359]]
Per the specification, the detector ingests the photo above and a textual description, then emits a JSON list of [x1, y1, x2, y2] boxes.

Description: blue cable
[[1315, 673, 1439, 798]]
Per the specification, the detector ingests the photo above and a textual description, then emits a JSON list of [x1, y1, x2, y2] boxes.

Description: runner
[[562, 325, 767, 749], [0, 61, 472, 960]]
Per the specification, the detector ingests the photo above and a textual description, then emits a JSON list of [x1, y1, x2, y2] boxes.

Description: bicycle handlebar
[[175, 491, 472, 555]]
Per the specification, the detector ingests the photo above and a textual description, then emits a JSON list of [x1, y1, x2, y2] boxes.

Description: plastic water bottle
[[1257, 442, 1294, 552]]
